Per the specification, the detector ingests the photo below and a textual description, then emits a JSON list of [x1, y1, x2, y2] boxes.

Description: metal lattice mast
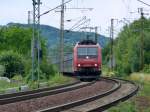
[[32, 0, 41, 82], [60, 0, 65, 72]]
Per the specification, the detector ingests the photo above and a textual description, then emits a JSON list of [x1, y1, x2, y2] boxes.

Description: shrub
[[143, 64, 150, 73], [23, 59, 32, 77], [25, 61, 58, 83], [25, 68, 46, 83], [40, 61, 58, 79], [0, 65, 5, 77], [0, 51, 25, 78]]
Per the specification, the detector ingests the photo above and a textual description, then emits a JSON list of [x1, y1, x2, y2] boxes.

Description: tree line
[[0, 25, 58, 81], [103, 17, 150, 76]]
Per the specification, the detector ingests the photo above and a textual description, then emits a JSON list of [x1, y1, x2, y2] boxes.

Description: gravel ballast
[[0, 79, 115, 112]]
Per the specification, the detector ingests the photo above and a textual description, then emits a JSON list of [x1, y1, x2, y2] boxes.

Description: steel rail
[[86, 77, 139, 112], [37, 77, 121, 112], [0, 81, 79, 99], [37, 75, 138, 112], [0, 81, 94, 105]]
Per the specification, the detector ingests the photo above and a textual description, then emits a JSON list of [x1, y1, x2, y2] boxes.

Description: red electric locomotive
[[73, 40, 102, 80]]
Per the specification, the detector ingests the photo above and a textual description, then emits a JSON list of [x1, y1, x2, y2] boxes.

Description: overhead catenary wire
[[39, 0, 73, 17], [68, 18, 91, 31], [137, 0, 150, 7], [69, 16, 86, 30]]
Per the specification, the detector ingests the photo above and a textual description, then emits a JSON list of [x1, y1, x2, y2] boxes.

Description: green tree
[[0, 25, 49, 79], [103, 18, 150, 75], [0, 51, 25, 78], [114, 18, 150, 74]]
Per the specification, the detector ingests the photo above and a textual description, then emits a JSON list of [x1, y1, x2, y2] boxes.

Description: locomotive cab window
[[77, 47, 98, 58], [87, 47, 98, 55], [77, 47, 87, 55]]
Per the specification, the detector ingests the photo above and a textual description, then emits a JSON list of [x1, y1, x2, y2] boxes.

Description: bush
[[143, 64, 150, 73], [0, 51, 25, 78], [25, 68, 46, 83], [25, 61, 58, 83], [40, 61, 58, 79], [50, 73, 70, 84], [23, 59, 32, 77], [0, 65, 5, 77]]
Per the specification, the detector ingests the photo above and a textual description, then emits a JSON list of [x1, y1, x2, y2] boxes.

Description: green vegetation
[[26, 74, 72, 90], [102, 18, 150, 111], [108, 73, 150, 112], [0, 25, 32, 55], [48, 73, 73, 87], [0, 25, 47, 80], [109, 101, 137, 112], [0, 25, 73, 93], [0, 65, 5, 76], [0, 51, 24, 78], [103, 17, 150, 76], [0, 80, 19, 93], [0, 74, 72, 93], [7, 23, 109, 48]]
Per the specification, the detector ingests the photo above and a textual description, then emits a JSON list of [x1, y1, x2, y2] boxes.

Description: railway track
[[38, 77, 120, 112], [0, 73, 138, 112], [61, 78, 139, 112], [37, 77, 139, 112], [0, 77, 116, 112], [0, 80, 91, 105]]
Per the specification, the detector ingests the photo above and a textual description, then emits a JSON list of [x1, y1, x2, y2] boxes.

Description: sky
[[0, 0, 150, 37]]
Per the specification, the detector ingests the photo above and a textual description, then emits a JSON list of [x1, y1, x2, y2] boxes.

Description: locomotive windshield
[[77, 47, 98, 58]]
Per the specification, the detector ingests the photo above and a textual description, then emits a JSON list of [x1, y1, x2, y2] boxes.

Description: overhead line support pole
[[95, 26, 98, 43], [28, 11, 31, 25], [37, 0, 41, 85], [32, 0, 41, 84], [138, 8, 144, 70], [60, 0, 65, 72], [110, 18, 114, 71]]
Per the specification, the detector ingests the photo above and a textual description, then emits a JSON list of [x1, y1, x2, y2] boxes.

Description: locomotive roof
[[78, 40, 97, 45]]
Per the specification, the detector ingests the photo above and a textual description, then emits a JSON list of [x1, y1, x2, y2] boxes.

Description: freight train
[[73, 40, 102, 80]]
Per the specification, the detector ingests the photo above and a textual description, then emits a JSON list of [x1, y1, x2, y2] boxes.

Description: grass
[[48, 73, 73, 87], [0, 75, 27, 93], [28, 73, 73, 89], [102, 65, 116, 77], [0, 73, 73, 93], [108, 101, 137, 112], [0, 80, 20, 93], [108, 73, 150, 112], [130, 72, 150, 82]]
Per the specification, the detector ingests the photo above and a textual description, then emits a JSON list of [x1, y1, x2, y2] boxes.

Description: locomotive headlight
[[94, 64, 97, 67], [77, 64, 81, 67]]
